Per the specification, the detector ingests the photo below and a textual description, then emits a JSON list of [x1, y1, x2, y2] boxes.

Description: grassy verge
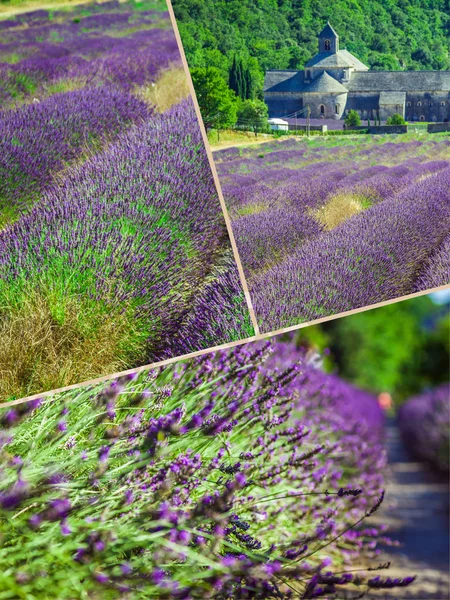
[[0, 281, 149, 401], [0, 0, 167, 17]]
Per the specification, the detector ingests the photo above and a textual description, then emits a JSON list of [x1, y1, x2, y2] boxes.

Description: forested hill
[[173, 0, 450, 95]]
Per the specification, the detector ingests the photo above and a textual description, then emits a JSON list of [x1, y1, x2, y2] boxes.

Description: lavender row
[[233, 207, 324, 275], [0, 3, 179, 107], [250, 170, 450, 330], [398, 384, 449, 471], [0, 340, 407, 598], [0, 98, 251, 361], [0, 31, 180, 105], [413, 234, 450, 291], [0, 87, 151, 220]]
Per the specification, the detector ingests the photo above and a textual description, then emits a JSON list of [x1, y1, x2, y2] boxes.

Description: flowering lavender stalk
[[0, 87, 151, 222], [0, 98, 251, 396], [0, 341, 413, 598]]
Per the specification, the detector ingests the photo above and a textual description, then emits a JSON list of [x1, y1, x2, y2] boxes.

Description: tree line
[[172, 0, 449, 130]]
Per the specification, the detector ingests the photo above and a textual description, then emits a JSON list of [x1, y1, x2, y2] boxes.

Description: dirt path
[[366, 421, 449, 599]]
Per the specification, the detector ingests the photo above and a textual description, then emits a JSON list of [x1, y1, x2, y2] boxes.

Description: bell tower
[[318, 22, 339, 54]]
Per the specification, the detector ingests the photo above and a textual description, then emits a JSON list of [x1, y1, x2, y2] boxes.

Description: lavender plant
[[414, 235, 450, 292], [0, 341, 415, 598], [0, 98, 252, 398], [0, 1, 177, 107], [398, 383, 450, 472], [252, 169, 450, 330], [0, 87, 151, 222], [217, 135, 450, 332]]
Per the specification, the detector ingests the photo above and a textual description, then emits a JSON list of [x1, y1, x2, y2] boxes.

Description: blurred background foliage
[[290, 293, 449, 403]]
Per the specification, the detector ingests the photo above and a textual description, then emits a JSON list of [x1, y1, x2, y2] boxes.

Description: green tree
[[229, 55, 243, 99], [229, 55, 257, 100], [236, 99, 268, 136], [322, 296, 449, 403], [190, 67, 238, 131], [386, 113, 406, 125], [173, 0, 450, 98], [344, 110, 361, 127]]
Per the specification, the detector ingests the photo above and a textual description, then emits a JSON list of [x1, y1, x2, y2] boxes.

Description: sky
[[431, 289, 450, 305]]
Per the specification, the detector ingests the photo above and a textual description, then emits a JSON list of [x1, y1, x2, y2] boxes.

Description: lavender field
[[216, 134, 450, 332], [0, 1, 252, 401], [0, 340, 419, 599]]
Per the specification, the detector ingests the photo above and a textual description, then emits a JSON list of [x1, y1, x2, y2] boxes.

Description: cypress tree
[[237, 58, 246, 99], [244, 66, 253, 99], [229, 55, 238, 96]]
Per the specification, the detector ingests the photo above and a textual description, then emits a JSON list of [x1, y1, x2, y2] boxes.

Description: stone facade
[[264, 23, 450, 123]]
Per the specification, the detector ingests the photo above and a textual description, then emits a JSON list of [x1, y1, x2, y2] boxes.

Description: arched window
[[420, 115, 425, 121], [324, 39, 331, 51], [417, 101, 422, 107], [441, 101, 446, 107], [406, 102, 411, 107], [320, 104, 325, 115]]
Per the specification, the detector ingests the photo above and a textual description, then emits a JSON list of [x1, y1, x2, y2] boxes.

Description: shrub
[[0, 88, 151, 223], [236, 99, 268, 137], [0, 99, 251, 397], [344, 110, 361, 127], [386, 113, 406, 126]]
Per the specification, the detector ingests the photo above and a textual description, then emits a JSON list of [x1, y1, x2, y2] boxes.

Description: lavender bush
[[0, 87, 151, 221], [414, 235, 450, 292], [398, 384, 450, 471], [0, 98, 252, 394], [0, 340, 415, 598], [218, 135, 450, 332], [0, 2, 177, 107]]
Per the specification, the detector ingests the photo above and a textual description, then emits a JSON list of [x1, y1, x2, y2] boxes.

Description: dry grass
[[209, 130, 278, 151], [0, 0, 166, 18], [137, 66, 190, 113], [313, 192, 369, 230], [0, 0, 97, 17], [0, 287, 147, 401]]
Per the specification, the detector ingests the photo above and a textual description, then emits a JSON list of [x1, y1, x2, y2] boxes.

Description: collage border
[[0, 0, 449, 409]]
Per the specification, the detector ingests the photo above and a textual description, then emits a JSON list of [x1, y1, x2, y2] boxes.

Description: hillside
[[172, 0, 450, 98]]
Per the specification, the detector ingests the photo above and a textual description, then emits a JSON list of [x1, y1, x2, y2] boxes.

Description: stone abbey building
[[264, 23, 450, 122]]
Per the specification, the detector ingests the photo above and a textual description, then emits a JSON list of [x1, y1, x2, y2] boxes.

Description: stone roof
[[304, 71, 348, 94], [264, 70, 306, 93], [339, 50, 369, 72], [319, 22, 338, 39], [306, 49, 369, 70], [264, 69, 450, 95], [379, 91, 406, 105], [347, 71, 450, 92]]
